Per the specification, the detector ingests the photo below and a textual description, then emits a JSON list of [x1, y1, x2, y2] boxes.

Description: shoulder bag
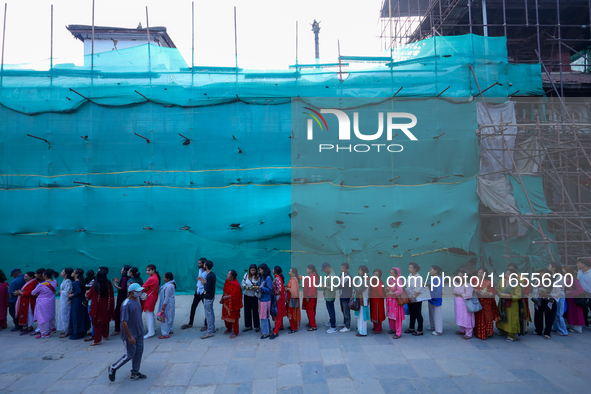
[[465, 297, 483, 313], [396, 289, 410, 306], [348, 297, 360, 311]]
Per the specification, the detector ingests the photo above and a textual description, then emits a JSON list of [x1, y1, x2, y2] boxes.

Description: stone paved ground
[[1, 294, 590, 394]]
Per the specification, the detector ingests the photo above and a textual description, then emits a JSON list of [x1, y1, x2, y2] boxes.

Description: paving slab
[[0, 294, 590, 393]]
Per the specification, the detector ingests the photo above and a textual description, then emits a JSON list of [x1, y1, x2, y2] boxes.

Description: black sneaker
[[269, 333, 278, 340], [108, 366, 116, 382], [130, 372, 147, 380]]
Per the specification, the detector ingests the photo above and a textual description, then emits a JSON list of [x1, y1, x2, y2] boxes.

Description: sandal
[[392, 334, 400, 339], [455, 331, 465, 336], [158, 335, 170, 339], [403, 329, 415, 334], [261, 334, 270, 339], [412, 331, 423, 336], [110, 331, 120, 336], [223, 330, 231, 335], [181, 324, 193, 330], [242, 327, 253, 332], [307, 327, 317, 331], [288, 329, 298, 334], [200, 326, 208, 332], [355, 333, 367, 337], [387, 330, 395, 334], [462, 335, 471, 340], [230, 334, 237, 339], [372, 330, 382, 334], [89, 342, 101, 346], [200, 333, 214, 339]]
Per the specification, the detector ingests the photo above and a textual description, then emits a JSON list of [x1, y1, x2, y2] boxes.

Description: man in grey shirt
[[338, 263, 352, 332], [108, 283, 147, 382]]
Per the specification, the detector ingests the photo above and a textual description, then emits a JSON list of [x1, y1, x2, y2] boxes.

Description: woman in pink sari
[[453, 268, 475, 340], [386, 267, 406, 339], [32, 269, 59, 338]]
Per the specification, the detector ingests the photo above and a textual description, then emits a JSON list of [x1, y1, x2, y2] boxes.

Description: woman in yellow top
[[496, 268, 523, 342]]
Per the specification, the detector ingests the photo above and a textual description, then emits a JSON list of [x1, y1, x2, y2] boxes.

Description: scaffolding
[[379, 1, 591, 90], [380, 1, 591, 268]]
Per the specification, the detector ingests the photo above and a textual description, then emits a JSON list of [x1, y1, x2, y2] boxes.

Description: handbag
[[140, 292, 148, 301], [465, 297, 483, 313], [254, 288, 262, 299], [397, 289, 410, 306], [404, 304, 410, 315], [348, 297, 360, 311], [574, 297, 589, 308], [288, 298, 300, 308], [270, 294, 278, 317]]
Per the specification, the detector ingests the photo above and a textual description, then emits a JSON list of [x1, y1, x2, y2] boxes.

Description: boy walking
[[108, 283, 147, 382]]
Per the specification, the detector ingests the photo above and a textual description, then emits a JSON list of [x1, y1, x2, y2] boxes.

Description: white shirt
[[578, 269, 591, 293]]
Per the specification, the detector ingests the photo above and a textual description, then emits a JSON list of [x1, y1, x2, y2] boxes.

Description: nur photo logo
[[304, 107, 418, 153]]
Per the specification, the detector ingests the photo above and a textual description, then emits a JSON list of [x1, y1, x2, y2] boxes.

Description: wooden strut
[[134, 133, 151, 144], [436, 86, 450, 97], [69, 88, 95, 103], [26, 134, 50, 148], [135, 90, 151, 101]]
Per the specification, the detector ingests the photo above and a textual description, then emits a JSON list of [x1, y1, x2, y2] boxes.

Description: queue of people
[[2, 257, 591, 346]]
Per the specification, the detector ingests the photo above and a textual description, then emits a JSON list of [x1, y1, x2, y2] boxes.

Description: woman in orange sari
[[221, 270, 243, 339], [370, 269, 386, 334], [286, 268, 301, 333], [474, 267, 499, 340]]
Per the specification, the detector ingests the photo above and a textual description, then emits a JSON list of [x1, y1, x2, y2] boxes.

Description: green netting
[[481, 221, 560, 275], [0, 34, 545, 292], [509, 175, 552, 215], [0, 34, 542, 115]]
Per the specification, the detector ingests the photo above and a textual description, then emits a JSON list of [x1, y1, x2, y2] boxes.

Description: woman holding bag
[[405, 262, 428, 336], [241, 264, 260, 333], [257, 264, 273, 340], [355, 265, 370, 337], [453, 268, 475, 340], [386, 267, 406, 339]]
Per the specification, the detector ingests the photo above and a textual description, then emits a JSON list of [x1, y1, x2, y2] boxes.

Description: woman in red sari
[[303, 265, 319, 331], [142, 264, 161, 338], [286, 268, 301, 333], [85, 269, 114, 346], [370, 269, 386, 334], [474, 267, 499, 340], [270, 266, 286, 339], [221, 270, 243, 339], [15, 272, 37, 335]]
